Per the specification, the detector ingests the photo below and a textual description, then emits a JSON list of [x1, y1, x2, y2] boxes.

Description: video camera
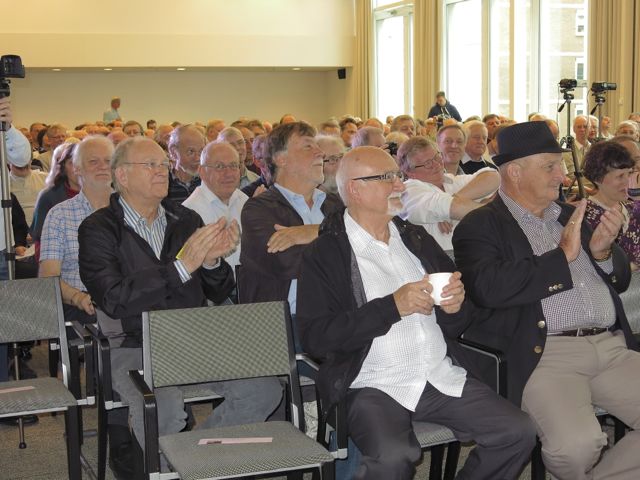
[[559, 78, 578, 91], [0, 55, 25, 98], [591, 82, 617, 93]]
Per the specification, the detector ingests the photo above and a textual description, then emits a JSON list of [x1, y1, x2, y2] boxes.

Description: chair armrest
[[458, 337, 508, 397], [67, 321, 96, 400], [86, 323, 114, 403], [129, 370, 160, 476], [296, 352, 320, 371]]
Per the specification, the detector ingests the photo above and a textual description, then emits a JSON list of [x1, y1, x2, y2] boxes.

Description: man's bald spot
[[201, 141, 239, 164], [336, 146, 396, 203]]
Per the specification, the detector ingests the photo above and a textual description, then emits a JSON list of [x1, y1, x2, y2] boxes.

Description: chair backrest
[[143, 301, 295, 389], [0, 277, 71, 384], [620, 270, 640, 333], [0, 277, 64, 343]]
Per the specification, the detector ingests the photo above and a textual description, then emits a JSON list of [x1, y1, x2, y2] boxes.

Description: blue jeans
[[0, 249, 8, 382]]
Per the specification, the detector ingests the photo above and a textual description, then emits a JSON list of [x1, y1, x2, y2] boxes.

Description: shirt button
[[534, 346, 543, 354], [537, 320, 546, 329]]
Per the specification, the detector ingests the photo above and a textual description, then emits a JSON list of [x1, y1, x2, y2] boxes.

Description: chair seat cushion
[[159, 421, 334, 480], [412, 421, 457, 448], [0, 377, 77, 416]]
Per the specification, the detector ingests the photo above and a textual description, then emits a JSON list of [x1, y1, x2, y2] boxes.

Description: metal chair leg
[[443, 441, 461, 480], [429, 444, 445, 480], [614, 416, 627, 443], [64, 406, 82, 480], [97, 393, 108, 480], [531, 438, 546, 480]]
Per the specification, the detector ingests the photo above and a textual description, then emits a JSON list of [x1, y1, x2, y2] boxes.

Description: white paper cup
[[429, 272, 453, 305]]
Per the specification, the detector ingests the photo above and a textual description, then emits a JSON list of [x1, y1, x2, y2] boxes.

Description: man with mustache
[[297, 146, 535, 479]]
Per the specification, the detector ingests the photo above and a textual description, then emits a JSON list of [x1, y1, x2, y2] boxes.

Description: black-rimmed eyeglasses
[[352, 171, 406, 182]]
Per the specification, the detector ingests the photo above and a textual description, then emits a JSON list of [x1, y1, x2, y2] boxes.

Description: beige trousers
[[522, 330, 640, 480]]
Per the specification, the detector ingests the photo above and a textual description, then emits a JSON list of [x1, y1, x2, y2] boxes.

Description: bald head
[[336, 146, 397, 206]]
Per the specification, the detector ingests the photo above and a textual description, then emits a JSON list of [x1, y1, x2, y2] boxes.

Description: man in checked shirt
[[454, 121, 640, 479], [298, 146, 535, 480]]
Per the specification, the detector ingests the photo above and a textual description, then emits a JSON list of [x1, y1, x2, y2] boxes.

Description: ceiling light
[[177, 67, 186, 71], [52, 68, 61, 72], [292, 67, 302, 71], [103, 68, 112, 71]]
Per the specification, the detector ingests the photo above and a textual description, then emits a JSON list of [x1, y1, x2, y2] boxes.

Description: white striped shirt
[[119, 197, 191, 282]]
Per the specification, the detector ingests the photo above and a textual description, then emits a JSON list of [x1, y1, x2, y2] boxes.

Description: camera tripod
[[558, 88, 586, 199]]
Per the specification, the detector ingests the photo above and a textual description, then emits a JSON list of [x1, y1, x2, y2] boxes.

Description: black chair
[[129, 301, 334, 479], [0, 277, 89, 480], [86, 310, 224, 480]]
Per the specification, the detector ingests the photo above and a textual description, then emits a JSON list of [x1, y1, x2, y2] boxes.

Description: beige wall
[[3, 0, 356, 126], [9, 69, 356, 128], [2, 0, 355, 68]]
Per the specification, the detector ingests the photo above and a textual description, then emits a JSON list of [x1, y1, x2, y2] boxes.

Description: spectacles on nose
[[323, 153, 344, 165], [352, 170, 406, 183], [123, 161, 171, 171], [410, 153, 443, 170], [202, 163, 241, 171]]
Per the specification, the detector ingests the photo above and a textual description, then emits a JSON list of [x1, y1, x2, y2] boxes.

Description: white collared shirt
[[345, 211, 466, 411], [401, 167, 495, 250], [182, 184, 248, 270]]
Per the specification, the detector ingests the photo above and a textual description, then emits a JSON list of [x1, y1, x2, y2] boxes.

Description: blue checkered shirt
[[40, 190, 95, 291]]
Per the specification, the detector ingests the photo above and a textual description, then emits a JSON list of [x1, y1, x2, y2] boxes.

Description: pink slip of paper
[[198, 437, 273, 446]]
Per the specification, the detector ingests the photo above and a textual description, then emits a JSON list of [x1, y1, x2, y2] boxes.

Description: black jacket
[[238, 186, 343, 304], [453, 196, 638, 406], [297, 210, 477, 413], [427, 102, 462, 122], [78, 193, 234, 345]]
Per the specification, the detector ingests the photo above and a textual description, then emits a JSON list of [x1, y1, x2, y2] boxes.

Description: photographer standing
[[427, 91, 462, 123]]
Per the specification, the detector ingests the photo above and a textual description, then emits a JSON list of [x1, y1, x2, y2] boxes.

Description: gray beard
[[322, 175, 338, 195]]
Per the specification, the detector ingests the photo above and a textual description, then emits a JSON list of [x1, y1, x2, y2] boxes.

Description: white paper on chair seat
[[198, 437, 273, 445]]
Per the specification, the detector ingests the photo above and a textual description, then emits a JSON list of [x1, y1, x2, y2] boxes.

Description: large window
[[444, 0, 588, 126], [445, 0, 482, 119], [373, 1, 413, 120]]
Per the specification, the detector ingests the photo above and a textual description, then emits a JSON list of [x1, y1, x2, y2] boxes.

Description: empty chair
[[129, 301, 334, 479]]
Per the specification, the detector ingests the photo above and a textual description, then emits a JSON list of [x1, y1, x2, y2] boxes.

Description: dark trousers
[[347, 378, 536, 480]]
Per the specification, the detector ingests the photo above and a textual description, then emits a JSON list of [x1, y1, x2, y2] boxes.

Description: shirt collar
[[200, 183, 242, 208], [119, 196, 166, 228], [344, 210, 400, 256], [274, 183, 326, 207], [499, 189, 561, 224]]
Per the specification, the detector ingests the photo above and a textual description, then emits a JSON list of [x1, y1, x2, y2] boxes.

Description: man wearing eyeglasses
[[398, 136, 500, 251], [216, 127, 259, 189], [183, 142, 248, 274], [37, 124, 68, 173], [297, 146, 535, 480], [79, 137, 245, 477]]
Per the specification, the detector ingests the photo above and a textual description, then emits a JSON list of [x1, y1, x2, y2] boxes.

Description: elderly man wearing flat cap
[[453, 121, 640, 479]]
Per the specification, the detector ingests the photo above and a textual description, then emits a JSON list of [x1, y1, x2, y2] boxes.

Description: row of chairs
[[2, 271, 638, 479]]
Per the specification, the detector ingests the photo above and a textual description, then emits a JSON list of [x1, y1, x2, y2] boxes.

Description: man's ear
[[114, 166, 128, 190]]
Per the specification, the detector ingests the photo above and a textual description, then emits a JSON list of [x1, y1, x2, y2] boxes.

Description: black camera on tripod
[[0, 55, 25, 98], [559, 78, 578, 91], [591, 82, 617, 93]]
